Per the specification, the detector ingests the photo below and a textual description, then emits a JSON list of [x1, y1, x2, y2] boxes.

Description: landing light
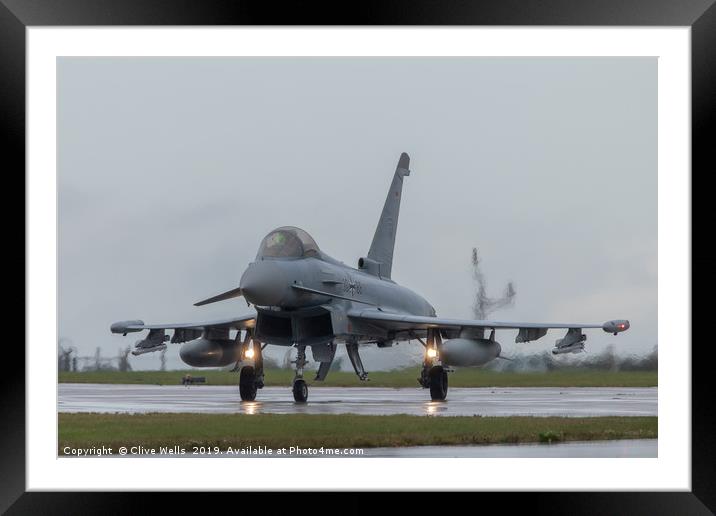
[[426, 348, 438, 358], [245, 347, 255, 359]]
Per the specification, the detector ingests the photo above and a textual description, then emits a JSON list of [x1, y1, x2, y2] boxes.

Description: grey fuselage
[[239, 250, 435, 348]]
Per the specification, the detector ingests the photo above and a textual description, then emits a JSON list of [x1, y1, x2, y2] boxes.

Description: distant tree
[[485, 345, 658, 372], [117, 346, 132, 372], [58, 338, 76, 372]]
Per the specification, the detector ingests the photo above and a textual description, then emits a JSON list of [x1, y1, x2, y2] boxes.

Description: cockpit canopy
[[256, 226, 320, 260]]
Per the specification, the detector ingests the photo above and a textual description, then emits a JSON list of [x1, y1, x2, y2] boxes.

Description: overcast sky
[[58, 57, 656, 371]]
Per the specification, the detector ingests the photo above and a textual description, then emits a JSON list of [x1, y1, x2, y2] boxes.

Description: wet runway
[[95, 439, 655, 458], [59, 384, 657, 417], [126, 439, 657, 458], [362, 439, 657, 457]]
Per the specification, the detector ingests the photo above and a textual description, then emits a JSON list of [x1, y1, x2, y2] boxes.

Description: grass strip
[[59, 413, 657, 453], [59, 368, 657, 388]]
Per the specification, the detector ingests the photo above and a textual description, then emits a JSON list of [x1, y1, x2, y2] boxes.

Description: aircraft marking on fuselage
[[343, 275, 363, 297]]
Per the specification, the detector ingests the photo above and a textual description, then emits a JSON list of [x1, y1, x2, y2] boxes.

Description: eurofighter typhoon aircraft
[[112, 153, 630, 402]]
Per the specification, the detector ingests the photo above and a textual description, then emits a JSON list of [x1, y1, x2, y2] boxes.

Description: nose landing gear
[[292, 344, 309, 403]]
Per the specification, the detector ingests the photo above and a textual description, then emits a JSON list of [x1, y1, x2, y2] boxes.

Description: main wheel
[[293, 379, 308, 403], [429, 365, 448, 401], [239, 366, 258, 401]]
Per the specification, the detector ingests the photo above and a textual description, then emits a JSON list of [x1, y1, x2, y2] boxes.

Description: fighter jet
[[111, 153, 630, 402]]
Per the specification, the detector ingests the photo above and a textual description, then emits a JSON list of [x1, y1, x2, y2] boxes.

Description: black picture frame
[[4, 0, 714, 513]]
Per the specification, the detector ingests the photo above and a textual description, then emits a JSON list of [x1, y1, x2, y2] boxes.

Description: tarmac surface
[[122, 439, 657, 458], [59, 384, 657, 417], [105, 438, 656, 458], [363, 439, 657, 457]]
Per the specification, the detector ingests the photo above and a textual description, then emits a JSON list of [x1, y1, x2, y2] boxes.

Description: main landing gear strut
[[235, 331, 265, 402], [418, 328, 449, 401]]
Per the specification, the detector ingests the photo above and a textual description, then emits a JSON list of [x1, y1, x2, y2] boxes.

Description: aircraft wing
[[347, 309, 629, 343], [111, 314, 256, 334], [110, 314, 256, 354]]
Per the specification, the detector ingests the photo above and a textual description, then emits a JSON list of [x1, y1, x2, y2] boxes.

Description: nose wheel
[[292, 379, 308, 402]]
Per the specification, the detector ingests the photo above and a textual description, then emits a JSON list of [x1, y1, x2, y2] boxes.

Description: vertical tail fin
[[367, 152, 411, 279]]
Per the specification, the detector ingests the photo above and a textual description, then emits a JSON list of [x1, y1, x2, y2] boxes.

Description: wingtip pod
[[603, 320, 630, 334]]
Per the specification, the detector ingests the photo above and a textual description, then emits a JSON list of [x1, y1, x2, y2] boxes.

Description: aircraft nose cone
[[240, 261, 287, 306]]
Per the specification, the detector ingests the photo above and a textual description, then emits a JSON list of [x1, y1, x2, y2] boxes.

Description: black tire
[[293, 379, 308, 403], [239, 366, 257, 401], [429, 366, 448, 401]]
